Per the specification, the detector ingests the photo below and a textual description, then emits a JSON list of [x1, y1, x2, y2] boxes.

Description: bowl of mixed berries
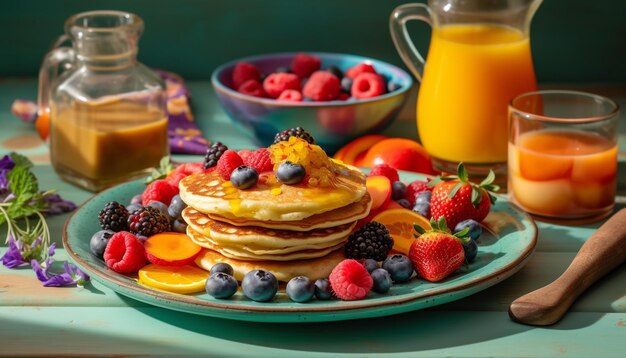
[[211, 52, 413, 153]]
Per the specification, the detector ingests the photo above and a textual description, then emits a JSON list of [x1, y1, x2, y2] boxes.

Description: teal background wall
[[1, 0, 624, 83]]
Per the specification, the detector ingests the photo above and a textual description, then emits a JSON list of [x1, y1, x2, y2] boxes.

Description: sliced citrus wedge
[[372, 208, 431, 255], [138, 264, 209, 294]]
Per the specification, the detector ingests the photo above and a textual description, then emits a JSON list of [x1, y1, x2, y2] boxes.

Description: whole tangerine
[[360, 138, 435, 174]]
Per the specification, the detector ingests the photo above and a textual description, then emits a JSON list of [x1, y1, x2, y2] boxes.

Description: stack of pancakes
[[178, 163, 371, 282]]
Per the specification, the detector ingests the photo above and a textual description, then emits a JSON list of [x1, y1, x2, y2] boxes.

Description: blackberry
[[344, 221, 394, 261], [203, 142, 229, 169], [98, 201, 129, 232], [127, 206, 171, 237], [273, 127, 315, 144]]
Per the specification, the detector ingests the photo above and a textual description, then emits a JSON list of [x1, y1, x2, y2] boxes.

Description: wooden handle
[[509, 208, 626, 326]]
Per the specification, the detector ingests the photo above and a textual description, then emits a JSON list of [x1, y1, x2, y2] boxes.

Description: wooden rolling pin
[[509, 208, 626, 326]]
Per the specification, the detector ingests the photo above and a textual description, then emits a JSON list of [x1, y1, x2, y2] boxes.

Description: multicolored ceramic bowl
[[211, 52, 413, 153]]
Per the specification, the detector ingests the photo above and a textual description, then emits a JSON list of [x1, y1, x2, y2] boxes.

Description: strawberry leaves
[[428, 162, 500, 208]]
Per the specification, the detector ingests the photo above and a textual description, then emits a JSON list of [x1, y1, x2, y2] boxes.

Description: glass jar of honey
[[39, 11, 168, 191]]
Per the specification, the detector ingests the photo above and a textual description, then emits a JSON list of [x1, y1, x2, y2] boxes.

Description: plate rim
[[63, 177, 538, 320]]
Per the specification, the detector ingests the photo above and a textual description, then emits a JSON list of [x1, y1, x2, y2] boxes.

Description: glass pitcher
[[39, 10, 168, 192], [390, 0, 542, 177]]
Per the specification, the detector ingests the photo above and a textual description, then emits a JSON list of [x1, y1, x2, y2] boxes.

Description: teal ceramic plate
[[63, 173, 537, 322]]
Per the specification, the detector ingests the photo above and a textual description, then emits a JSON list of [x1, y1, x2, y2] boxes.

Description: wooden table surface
[[1, 79, 625, 357]]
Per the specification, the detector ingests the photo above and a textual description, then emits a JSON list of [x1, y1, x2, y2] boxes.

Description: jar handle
[[389, 3, 433, 81], [37, 35, 75, 117]]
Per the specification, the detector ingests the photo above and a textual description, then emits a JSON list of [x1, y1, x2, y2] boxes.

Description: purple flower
[[0, 154, 14, 192], [0, 154, 15, 171], [1, 234, 26, 268], [41, 193, 77, 215], [31, 260, 89, 287]]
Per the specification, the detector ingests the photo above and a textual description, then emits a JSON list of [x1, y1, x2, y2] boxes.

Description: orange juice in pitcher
[[391, 0, 542, 176]]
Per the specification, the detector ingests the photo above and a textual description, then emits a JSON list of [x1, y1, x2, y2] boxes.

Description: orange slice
[[372, 208, 431, 255], [138, 264, 209, 294], [144, 232, 202, 266]]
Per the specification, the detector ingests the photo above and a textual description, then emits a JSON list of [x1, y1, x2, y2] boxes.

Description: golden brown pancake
[[178, 163, 367, 221], [206, 192, 372, 231], [194, 248, 346, 282], [187, 227, 346, 261]]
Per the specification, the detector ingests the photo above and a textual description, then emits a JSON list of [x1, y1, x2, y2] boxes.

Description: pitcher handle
[[37, 35, 75, 117], [389, 3, 433, 81]]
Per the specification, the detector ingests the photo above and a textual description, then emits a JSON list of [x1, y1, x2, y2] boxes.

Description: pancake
[[183, 207, 356, 249], [187, 227, 346, 261], [207, 192, 372, 231], [179, 163, 367, 221], [194, 248, 346, 282]]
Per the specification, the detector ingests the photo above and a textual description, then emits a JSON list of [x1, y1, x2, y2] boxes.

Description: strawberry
[[428, 163, 499, 229], [409, 217, 469, 282]]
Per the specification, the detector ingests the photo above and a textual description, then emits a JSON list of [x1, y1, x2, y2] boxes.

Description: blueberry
[[230, 165, 259, 189], [276, 161, 306, 185], [205, 272, 238, 299], [314, 278, 332, 300], [130, 194, 143, 205], [211, 262, 234, 276], [463, 238, 478, 263], [412, 202, 431, 218], [362, 258, 379, 273], [396, 198, 411, 209], [454, 219, 482, 241], [382, 254, 414, 283], [172, 219, 187, 233], [326, 65, 343, 79], [415, 191, 432, 205], [275, 66, 291, 73], [90, 230, 115, 258], [168, 194, 186, 219], [242, 269, 278, 302], [391, 181, 407, 200], [387, 81, 402, 93], [286, 276, 315, 303], [148, 201, 171, 221], [371, 268, 392, 293], [126, 203, 142, 215], [340, 77, 353, 94]]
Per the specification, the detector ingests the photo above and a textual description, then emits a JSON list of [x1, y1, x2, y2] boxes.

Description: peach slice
[[144, 232, 202, 267], [359, 138, 435, 174], [333, 134, 387, 164], [366, 175, 392, 213], [572, 180, 616, 210], [571, 145, 618, 183], [509, 174, 572, 215]]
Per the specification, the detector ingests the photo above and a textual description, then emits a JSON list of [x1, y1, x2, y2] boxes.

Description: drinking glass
[[508, 90, 619, 222]]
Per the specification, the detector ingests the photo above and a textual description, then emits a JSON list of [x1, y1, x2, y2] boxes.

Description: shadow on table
[[128, 295, 609, 355]]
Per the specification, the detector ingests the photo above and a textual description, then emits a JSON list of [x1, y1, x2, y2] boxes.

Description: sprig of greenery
[[144, 155, 174, 185]]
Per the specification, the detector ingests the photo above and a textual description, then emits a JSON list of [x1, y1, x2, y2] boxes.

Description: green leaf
[[413, 223, 426, 235], [437, 216, 447, 231], [7, 166, 38, 198], [457, 162, 468, 182], [427, 176, 442, 187], [479, 169, 495, 187], [10, 152, 33, 170], [144, 156, 174, 185], [470, 187, 483, 207], [454, 227, 470, 239], [447, 182, 463, 199]]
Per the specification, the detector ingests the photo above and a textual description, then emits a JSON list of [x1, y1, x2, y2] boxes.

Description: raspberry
[[346, 62, 377, 79], [103, 231, 146, 273], [98, 201, 129, 232], [245, 148, 273, 173], [237, 79, 266, 98], [291, 53, 321, 79], [237, 149, 254, 163], [216, 150, 244, 181], [263, 73, 301, 98], [302, 71, 341, 101], [232, 62, 260, 89], [338, 92, 350, 101], [278, 89, 303, 102], [406, 179, 432, 206], [204, 142, 229, 169], [142, 179, 179, 206], [351, 73, 386, 99], [166, 162, 204, 186], [329, 259, 373, 300], [368, 164, 399, 182]]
